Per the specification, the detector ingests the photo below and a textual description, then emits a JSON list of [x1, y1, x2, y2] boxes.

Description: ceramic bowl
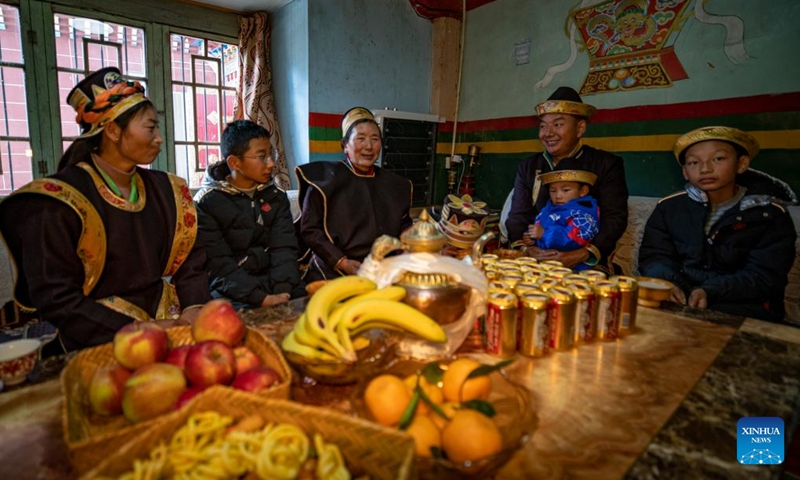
[[283, 330, 399, 385], [637, 277, 675, 307], [0, 339, 41, 385], [352, 357, 538, 479]]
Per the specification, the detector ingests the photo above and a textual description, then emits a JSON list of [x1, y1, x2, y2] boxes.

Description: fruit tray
[[80, 386, 415, 480], [60, 326, 290, 474]]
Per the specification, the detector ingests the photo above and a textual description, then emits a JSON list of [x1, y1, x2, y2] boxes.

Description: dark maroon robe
[[0, 162, 210, 351], [296, 160, 412, 281]]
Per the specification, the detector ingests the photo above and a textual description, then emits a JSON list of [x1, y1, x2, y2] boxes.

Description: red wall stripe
[[437, 91, 800, 132]]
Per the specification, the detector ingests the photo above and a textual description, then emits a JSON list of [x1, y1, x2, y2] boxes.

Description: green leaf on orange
[[398, 389, 420, 430], [462, 399, 496, 417], [466, 359, 514, 379], [421, 361, 444, 384]]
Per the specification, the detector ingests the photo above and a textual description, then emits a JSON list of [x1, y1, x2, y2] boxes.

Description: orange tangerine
[[364, 374, 412, 426], [441, 358, 492, 403], [441, 409, 503, 463], [404, 374, 444, 415], [405, 415, 442, 457], [429, 402, 460, 432]]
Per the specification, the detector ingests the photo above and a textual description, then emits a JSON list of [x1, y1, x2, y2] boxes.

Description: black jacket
[[639, 171, 796, 321], [194, 164, 305, 306], [506, 145, 629, 268]]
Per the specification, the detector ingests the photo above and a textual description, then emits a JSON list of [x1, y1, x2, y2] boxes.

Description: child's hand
[[688, 288, 708, 309], [669, 285, 686, 305], [529, 224, 544, 240], [521, 233, 535, 246], [261, 293, 290, 307]]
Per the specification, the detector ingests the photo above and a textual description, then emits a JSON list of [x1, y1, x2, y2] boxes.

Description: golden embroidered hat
[[341, 106, 377, 139], [673, 126, 760, 164], [538, 169, 598, 186], [535, 86, 596, 120], [67, 67, 148, 139]]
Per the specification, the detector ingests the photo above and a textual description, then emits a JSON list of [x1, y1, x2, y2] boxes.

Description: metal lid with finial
[[400, 209, 447, 253]]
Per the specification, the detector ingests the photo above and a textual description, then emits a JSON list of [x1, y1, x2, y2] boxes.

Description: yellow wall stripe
[[310, 140, 342, 154]]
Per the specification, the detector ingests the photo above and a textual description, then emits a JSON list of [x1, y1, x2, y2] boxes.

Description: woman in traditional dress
[[295, 107, 413, 282], [0, 67, 211, 351]]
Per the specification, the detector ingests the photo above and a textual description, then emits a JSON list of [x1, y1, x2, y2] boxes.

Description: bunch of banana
[[282, 276, 447, 363]]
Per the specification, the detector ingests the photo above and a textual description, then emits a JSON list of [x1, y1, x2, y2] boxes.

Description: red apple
[[121, 363, 186, 423], [174, 385, 207, 410], [232, 366, 282, 393], [184, 341, 236, 387], [165, 345, 192, 370], [113, 322, 169, 370], [192, 299, 245, 347], [233, 346, 261, 375], [87, 363, 131, 416]]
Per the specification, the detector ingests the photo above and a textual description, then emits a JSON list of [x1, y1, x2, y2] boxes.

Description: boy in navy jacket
[[639, 126, 796, 323]]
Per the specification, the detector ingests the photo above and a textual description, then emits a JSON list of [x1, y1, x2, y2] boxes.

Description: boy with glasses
[[194, 120, 305, 309]]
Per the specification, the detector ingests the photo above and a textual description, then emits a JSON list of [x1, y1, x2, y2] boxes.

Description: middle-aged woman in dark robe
[[0, 67, 211, 352], [296, 107, 413, 282]]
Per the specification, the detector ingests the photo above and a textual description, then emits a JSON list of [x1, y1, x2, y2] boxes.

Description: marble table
[[0, 305, 798, 479]]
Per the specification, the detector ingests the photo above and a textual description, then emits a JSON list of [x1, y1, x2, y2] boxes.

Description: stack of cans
[[478, 254, 640, 358]]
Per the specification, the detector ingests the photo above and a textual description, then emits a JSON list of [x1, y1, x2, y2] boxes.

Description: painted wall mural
[[536, 0, 750, 95]]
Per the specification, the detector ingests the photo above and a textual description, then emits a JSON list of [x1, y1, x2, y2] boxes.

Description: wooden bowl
[[636, 277, 675, 307]]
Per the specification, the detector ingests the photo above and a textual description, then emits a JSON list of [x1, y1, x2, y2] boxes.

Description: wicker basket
[[60, 326, 291, 474], [81, 386, 415, 480]]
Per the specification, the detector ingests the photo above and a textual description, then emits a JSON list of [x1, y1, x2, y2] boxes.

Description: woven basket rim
[[60, 325, 291, 454]]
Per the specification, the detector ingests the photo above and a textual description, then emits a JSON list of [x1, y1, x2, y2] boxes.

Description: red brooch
[[43, 182, 62, 192], [261, 203, 271, 213], [733, 222, 747, 231]]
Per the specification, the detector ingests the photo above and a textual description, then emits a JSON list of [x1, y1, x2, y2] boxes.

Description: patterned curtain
[[235, 12, 290, 189]]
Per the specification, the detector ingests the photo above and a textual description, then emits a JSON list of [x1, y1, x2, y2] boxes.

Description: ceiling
[[189, 0, 294, 13]]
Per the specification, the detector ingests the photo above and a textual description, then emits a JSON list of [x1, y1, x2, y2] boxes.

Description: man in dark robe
[[506, 86, 629, 272]]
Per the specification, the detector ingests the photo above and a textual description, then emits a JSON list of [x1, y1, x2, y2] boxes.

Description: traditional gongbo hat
[[341, 106, 377, 139], [535, 86, 596, 120], [538, 169, 598, 186], [673, 126, 760, 165], [67, 67, 147, 139], [437, 194, 490, 250]]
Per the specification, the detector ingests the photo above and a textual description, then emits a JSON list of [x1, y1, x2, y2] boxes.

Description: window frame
[[5, 0, 238, 190]]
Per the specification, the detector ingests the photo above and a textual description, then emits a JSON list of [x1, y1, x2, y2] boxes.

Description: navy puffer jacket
[[194, 163, 305, 306]]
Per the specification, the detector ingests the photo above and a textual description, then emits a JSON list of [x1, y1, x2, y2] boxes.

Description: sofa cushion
[[613, 196, 800, 325]]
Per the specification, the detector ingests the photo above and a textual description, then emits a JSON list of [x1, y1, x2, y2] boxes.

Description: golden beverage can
[[485, 291, 518, 358], [481, 253, 499, 263], [567, 282, 597, 344], [497, 259, 520, 269], [536, 277, 561, 292], [484, 265, 501, 281], [546, 287, 576, 351], [518, 291, 551, 357], [514, 281, 540, 297], [488, 280, 513, 294], [563, 274, 591, 285], [594, 281, 622, 341], [611, 276, 639, 335], [548, 266, 574, 281], [579, 269, 607, 284], [541, 260, 565, 269], [502, 274, 523, 288], [499, 267, 522, 279], [522, 270, 543, 284], [515, 256, 538, 266]]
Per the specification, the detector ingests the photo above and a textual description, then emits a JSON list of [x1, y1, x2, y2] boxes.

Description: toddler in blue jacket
[[526, 161, 599, 271]]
